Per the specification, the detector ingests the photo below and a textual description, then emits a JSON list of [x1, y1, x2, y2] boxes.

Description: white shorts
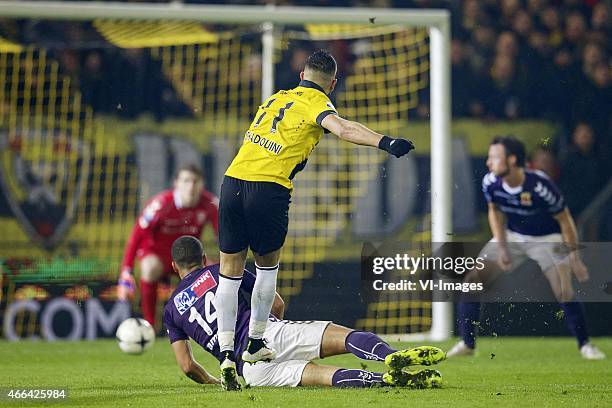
[[241, 319, 331, 387], [479, 230, 569, 272]]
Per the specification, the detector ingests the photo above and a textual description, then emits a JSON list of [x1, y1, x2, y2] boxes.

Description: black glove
[[378, 136, 414, 158]]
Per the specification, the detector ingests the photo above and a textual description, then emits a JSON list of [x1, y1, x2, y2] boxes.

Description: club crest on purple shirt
[[173, 270, 217, 314], [520, 192, 532, 206]]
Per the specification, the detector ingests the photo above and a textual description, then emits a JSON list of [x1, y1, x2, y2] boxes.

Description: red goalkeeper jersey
[[121, 189, 219, 272]]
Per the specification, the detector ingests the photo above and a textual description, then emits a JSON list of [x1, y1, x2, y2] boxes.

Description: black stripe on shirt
[[316, 109, 337, 127]]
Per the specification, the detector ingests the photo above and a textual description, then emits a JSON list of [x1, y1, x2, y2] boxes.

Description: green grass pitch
[[1, 337, 610, 407]]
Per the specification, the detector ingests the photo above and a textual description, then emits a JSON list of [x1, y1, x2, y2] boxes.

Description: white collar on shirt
[[502, 181, 523, 195]]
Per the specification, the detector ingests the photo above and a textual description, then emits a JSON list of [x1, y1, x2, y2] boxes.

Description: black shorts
[[219, 176, 291, 255]]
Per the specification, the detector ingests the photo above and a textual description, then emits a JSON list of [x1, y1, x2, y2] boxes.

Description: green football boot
[[383, 368, 442, 389], [385, 346, 446, 370], [220, 358, 241, 391]]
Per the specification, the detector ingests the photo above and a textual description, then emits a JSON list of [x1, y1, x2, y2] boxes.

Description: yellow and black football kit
[[220, 80, 337, 254], [225, 80, 337, 190]]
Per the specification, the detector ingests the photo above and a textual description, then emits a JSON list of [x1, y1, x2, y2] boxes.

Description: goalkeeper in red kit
[[117, 164, 219, 326]]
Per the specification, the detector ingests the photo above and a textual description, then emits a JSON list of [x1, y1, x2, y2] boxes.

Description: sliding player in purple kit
[[447, 136, 605, 360], [164, 236, 446, 390]]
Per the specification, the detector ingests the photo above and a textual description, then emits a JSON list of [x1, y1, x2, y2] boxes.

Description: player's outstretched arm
[[321, 114, 414, 157], [117, 222, 143, 300], [118, 197, 165, 300], [487, 203, 507, 243], [487, 203, 512, 271], [171, 340, 220, 385], [554, 207, 589, 282], [271, 292, 285, 319]]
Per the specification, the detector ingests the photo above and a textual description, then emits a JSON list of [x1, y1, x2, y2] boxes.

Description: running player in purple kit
[[447, 136, 605, 360], [164, 236, 446, 390]]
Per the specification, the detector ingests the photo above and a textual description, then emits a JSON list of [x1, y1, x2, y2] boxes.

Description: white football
[[116, 318, 155, 355]]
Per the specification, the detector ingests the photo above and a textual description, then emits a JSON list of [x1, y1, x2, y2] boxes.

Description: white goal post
[[0, 1, 453, 341]]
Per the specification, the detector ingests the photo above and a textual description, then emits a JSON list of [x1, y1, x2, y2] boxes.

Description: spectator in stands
[[559, 123, 607, 217], [109, 49, 149, 119], [110, 48, 190, 120], [563, 11, 588, 57], [528, 30, 552, 59], [81, 51, 109, 113], [573, 60, 611, 143], [540, 6, 564, 48], [496, 31, 520, 59], [581, 41, 605, 79], [590, 2, 610, 41], [524, 29, 558, 117], [461, 0, 485, 34], [276, 47, 310, 91], [58, 49, 80, 85], [529, 146, 560, 181], [328, 39, 353, 78], [548, 45, 581, 126], [500, 0, 522, 30], [468, 24, 497, 77], [479, 54, 528, 119], [451, 39, 477, 117], [496, 30, 535, 95], [512, 9, 533, 43]]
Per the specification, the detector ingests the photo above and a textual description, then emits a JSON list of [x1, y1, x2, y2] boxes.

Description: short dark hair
[[171, 236, 204, 269], [490, 135, 526, 167], [175, 163, 203, 180], [305, 49, 337, 77]]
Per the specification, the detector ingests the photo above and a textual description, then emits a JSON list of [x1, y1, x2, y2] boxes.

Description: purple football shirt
[[482, 169, 565, 236], [163, 264, 256, 372]]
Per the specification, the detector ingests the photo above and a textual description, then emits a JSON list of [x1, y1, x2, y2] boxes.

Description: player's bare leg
[[139, 254, 164, 326], [216, 249, 247, 391], [319, 323, 353, 358], [242, 248, 282, 363], [543, 263, 605, 360], [300, 363, 339, 386], [543, 262, 574, 303]]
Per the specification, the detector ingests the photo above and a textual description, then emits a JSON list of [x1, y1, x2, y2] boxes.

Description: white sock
[[214, 274, 242, 352], [218, 331, 235, 355], [249, 263, 279, 339]]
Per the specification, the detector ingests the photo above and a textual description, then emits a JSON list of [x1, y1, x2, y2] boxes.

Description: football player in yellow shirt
[[215, 50, 414, 390]]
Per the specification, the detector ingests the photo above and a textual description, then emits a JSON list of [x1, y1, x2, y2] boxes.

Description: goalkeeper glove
[[378, 136, 414, 158], [117, 268, 136, 300]]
